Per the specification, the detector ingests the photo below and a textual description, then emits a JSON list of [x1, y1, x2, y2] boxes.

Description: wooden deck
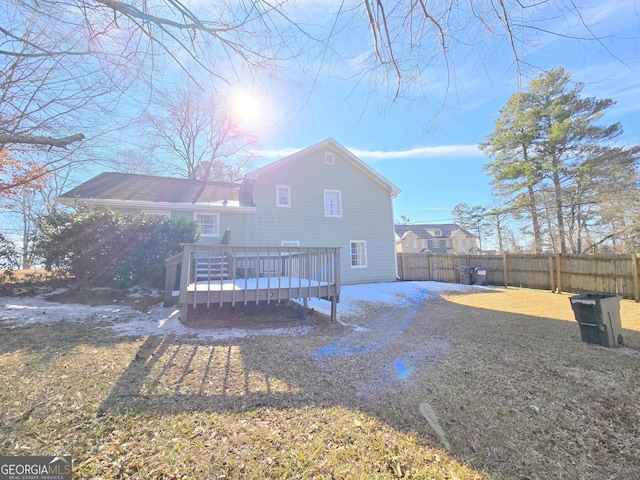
[[165, 245, 341, 322]]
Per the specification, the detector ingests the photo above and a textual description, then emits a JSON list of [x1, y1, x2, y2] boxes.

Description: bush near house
[[0, 233, 19, 281], [36, 208, 199, 289]]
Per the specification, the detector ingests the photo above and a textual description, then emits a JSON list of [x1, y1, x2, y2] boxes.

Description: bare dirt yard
[[1, 279, 639, 479]]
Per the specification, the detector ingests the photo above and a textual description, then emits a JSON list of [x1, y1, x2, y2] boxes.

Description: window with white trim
[[350, 241, 367, 268], [194, 213, 219, 236], [325, 152, 334, 164], [324, 189, 342, 217], [276, 185, 291, 207]]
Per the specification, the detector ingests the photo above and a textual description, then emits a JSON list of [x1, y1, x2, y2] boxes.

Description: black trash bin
[[569, 293, 623, 347], [474, 267, 488, 286], [458, 266, 475, 285]]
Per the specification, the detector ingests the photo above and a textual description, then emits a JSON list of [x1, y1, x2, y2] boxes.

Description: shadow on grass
[[3, 289, 640, 479]]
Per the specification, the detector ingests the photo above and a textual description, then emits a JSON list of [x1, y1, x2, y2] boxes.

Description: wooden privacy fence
[[397, 252, 640, 301]]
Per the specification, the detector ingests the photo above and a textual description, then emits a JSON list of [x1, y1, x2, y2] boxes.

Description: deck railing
[[166, 244, 341, 321]]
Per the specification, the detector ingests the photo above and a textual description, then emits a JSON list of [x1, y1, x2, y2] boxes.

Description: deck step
[[195, 256, 229, 281]]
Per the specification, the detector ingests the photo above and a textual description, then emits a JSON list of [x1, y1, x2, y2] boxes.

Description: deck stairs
[[195, 255, 229, 282]]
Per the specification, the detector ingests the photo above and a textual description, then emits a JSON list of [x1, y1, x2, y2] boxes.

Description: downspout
[[390, 192, 400, 281]]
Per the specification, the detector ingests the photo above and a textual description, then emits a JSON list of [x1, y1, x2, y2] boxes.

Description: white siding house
[[59, 138, 401, 285]]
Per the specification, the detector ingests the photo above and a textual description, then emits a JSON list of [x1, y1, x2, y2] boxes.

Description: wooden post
[[178, 244, 192, 322], [555, 253, 562, 294], [331, 296, 337, 322], [502, 252, 508, 288], [427, 253, 433, 281], [163, 252, 182, 306], [548, 256, 555, 293], [400, 252, 406, 280], [631, 253, 640, 302]]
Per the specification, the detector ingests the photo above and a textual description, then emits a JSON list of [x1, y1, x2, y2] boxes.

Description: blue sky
[[235, 1, 640, 226]]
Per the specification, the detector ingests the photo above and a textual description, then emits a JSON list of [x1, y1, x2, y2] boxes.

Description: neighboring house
[[394, 224, 478, 254], [58, 138, 401, 285]]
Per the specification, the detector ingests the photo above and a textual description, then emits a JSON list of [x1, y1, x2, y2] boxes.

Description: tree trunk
[[522, 145, 543, 254], [551, 154, 567, 254], [495, 214, 504, 253], [527, 185, 543, 253]]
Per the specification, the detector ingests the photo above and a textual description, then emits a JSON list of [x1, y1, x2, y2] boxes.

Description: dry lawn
[[1, 284, 639, 479]]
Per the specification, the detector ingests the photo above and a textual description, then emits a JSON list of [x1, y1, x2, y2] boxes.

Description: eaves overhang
[[57, 197, 257, 214]]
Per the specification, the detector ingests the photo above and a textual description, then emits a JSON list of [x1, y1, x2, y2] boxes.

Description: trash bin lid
[[570, 298, 597, 305]]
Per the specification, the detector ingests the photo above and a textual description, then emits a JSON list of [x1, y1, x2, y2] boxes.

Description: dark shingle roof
[[59, 172, 241, 204]]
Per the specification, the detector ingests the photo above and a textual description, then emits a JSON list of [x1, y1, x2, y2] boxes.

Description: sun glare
[[232, 93, 261, 122]]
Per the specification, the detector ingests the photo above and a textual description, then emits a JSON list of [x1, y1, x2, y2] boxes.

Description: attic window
[[429, 229, 442, 237], [325, 152, 334, 165]]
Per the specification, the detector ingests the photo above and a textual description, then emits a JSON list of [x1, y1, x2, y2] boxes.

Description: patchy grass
[[1, 282, 640, 479], [0, 269, 67, 296], [44, 287, 164, 313]]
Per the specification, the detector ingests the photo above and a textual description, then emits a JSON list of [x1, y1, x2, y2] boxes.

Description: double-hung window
[[324, 189, 342, 217], [194, 213, 219, 237], [276, 185, 291, 207], [350, 241, 367, 268]]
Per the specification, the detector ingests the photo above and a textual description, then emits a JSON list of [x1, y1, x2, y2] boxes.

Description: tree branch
[[0, 133, 85, 148]]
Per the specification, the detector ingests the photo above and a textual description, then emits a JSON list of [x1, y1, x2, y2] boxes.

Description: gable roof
[[58, 172, 242, 207], [395, 223, 475, 239], [245, 137, 401, 197]]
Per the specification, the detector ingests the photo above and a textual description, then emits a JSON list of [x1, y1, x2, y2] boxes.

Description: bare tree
[[1, 0, 632, 193], [4, 1, 627, 147], [108, 149, 160, 176], [1, 164, 75, 268], [144, 84, 256, 183]]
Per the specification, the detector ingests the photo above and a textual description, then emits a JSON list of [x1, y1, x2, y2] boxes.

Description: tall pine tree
[[481, 68, 639, 254]]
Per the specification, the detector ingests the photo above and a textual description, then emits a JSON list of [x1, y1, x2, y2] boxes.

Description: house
[[58, 138, 401, 286], [394, 223, 478, 254]]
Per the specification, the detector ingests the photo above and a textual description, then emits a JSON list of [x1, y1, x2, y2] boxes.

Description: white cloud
[[253, 148, 301, 159], [253, 144, 483, 162], [349, 144, 483, 161]]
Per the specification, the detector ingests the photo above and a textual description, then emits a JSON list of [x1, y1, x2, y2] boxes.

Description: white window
[[276, 185, 291, 207], [350, 241, 367, 268], [324, 190, 342, 217], [325, 152, 334, 165], [194, 213, 219, 236]]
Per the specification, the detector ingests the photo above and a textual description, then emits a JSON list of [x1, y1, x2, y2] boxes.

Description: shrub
[[36, 208, 199, 288], [0, 233, 19, 281]]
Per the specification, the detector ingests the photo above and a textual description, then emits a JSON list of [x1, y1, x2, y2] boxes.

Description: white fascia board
[[57, 198, 257, 214]]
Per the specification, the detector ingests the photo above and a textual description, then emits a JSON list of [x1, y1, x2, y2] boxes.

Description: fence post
[[400, 252, 406, 280], [502, 252, 508, 288], [555, 253, 562, 294], [427, 253, 432, 280], [548, 256, 555, 293], [632, 253, 640, 302]]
